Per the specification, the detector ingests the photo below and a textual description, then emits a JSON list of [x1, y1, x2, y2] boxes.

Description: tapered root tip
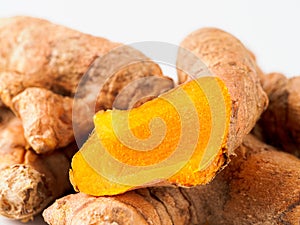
[[0, 165, 51, 222]]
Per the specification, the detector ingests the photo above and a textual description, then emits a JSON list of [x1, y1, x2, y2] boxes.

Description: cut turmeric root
[[71, 77, 231, 196], [70, 28, 268, 196]]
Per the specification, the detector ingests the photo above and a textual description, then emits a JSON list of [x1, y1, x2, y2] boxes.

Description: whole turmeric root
[[254, 73, 300, 157], [70, 27, 268, 196], [44, 135, 300, 225], [0, 16, 163, 153], [0, 107, 77, 221]]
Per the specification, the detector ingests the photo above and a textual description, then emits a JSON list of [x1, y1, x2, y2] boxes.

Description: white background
[[0, 1, 299, 224]]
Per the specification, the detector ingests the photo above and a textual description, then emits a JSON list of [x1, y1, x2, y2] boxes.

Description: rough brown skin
[[0, 16, 163, 153], [0, 107, 28, 170], [0, 16, 119, 101], [177, 28, 268, 154], [81, 45, 165, 111], [254, 73, 300, 157], [0, 107, 78, 221], [44, 135, 300, 225], [12, 88, 74, 154], [72, 46, 171, 146], [192, 135, 300, 225], [113, 75, 174, 110]]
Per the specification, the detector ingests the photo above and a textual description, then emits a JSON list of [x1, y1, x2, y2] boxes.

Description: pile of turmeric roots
[[0, 16, 299, 225]]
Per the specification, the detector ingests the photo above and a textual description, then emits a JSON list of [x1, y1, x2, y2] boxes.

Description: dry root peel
[[70, 27, 268, 196], [254, 73, 300, 157], [44, 135, 300, 225]]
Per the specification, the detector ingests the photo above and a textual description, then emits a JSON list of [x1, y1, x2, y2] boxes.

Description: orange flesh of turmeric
[[70, 76, 231, 196]]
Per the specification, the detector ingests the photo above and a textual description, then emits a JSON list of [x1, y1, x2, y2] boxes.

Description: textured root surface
[[0, 16, 163, 154], [0, 145, 77, 221], [0, 165, 51, 222], [177, 27, 268, 153], [190, 135, 300, 225], [43, 189, 193, 225], [12, 87, 74, 153], [254, 73, 300, 157], [0, 107, 77, 221], [45, 135, 300, 225], [0, 16, 119, 98]]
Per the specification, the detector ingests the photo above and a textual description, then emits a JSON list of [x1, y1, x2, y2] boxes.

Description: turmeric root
[[71, 76, 232, 196], [0, 16, 119, 102], [0, 71, 174, 221], [0, 107, 78, 221], [12, 87, 74, 153], [177, 27, 268, 152], [44, 135, 300, 225], [70, 28, 268, 196], [43, 190, 191, 225], [254, 73, 300, 157], [0, 16, 163, 153], [72, 47, 172, 146], [0, 107, 27, 170], [82, 45, 165, 111], [190, 135, 300, 225]]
